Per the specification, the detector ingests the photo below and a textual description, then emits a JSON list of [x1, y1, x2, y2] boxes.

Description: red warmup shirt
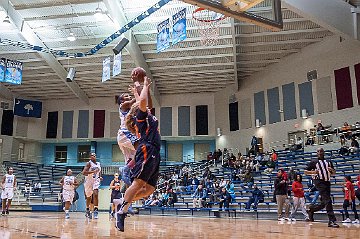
[[357, 175, 360, 189], [344, 181, 355, 200], [292, 181, 304, 198]]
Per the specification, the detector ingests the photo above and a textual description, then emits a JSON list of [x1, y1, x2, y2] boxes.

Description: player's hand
[[128, 84, 137, 95], [100, 177, 103, 181], [144, 77, 152, 87]]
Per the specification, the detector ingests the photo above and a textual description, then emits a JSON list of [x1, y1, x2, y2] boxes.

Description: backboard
[[182, 0, 283, 31]]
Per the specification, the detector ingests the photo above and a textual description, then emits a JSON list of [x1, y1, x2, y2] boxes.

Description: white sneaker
[[352, 219, 360, 224], [342, 218, 352, 223], [278, 217, 285, 221]]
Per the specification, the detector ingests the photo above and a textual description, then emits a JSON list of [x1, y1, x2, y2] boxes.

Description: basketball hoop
[[192, 7, 226, 46]]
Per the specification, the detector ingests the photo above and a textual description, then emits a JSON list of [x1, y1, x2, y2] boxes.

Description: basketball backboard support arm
[[182, 0, 283, 31]]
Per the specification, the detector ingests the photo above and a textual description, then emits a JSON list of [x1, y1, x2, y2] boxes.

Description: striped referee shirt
[[306, 158, 334, 181]]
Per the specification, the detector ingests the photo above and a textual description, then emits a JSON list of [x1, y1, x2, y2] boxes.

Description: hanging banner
[[172, 8, 187, 45], [0, 58, 5, 82], [14, 98, 42, 118], [157, 18, 170, 53], [113, 53, 122, 77], [102, 57, 111, 82], [4, 59, 22, 85]]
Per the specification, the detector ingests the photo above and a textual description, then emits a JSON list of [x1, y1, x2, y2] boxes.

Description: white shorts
[[117, 131, 136, 162], [1, 188, 14, 200], [84, 179, 100, 198], [62, 189, 74, 203]]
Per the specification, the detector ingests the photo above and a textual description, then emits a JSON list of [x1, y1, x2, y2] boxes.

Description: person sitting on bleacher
[[192, 185, 207, 208], [245, 184, 264, 211], [187, 175, 199, 192], [240, 170, 254, 189], [349, 137, 359, 154], [225, 180, 236, 202], [304, 177, 319, 205], [166, 188, 178, 207], [218, 187, 231, 211], [341, 122, 352, 140]]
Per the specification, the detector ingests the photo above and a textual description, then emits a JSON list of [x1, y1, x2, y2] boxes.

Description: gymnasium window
[[55, 146, 67, 163], [78, 145, 91, 162]]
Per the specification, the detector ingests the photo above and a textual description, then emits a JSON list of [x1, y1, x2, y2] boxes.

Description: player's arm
[[73, 178, 79, 187], [120, 98, 136, 112], [13, 176, 16, 189], [1, 176, 5, 189], [82, 162, 94, 176], [110, 180, 115, 189], [59, 176, 64, 186], [139, 77, 151, 112], [147, 84, 153, 109], [328, 161, 336, 175]]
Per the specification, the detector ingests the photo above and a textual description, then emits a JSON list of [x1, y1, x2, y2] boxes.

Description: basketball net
[[193, 8, 226, 46]]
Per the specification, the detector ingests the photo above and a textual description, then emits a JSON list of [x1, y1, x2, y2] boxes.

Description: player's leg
[[5, 189, 14, 214], [5, 199, 11, 214], [1, 199, 6, 215], [93, 189, 99, 219], [85, 186, 93, 219]]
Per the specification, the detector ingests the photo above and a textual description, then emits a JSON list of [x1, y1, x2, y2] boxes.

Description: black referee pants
[[309, 180, 336, 222]]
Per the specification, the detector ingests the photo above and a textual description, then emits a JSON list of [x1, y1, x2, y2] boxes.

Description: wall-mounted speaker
[[307, 70, 317, 82], [113, 38, 129, 55], [66, 67, 76, 82]]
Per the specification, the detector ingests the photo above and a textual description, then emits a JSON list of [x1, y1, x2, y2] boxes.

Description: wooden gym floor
[[0, 212, 358, 238]]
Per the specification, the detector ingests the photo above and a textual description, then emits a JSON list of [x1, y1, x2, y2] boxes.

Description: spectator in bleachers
[[342, 176, 359, 223], [341, 122, 352, 140], [349, 137, 359, 154], [166, 188, 177, 207], [271, 149, 278, 162], [264, 157, 276, 174], [219, 187, 231, 211], [24, 181, 31, 193], [192, 185, 207, 208], [288, 167, 297, 183], [189, 175, 199, 192], [240, 170, 254, 189], [245, 184, 264, 211], [225, 180, 236, 202], [219, 178, 226, 188], [356, 171, 360, 202], [250, 136, 258, 154], [290, 174, 309, 221], [305, 134, 314, 146], [274, 169, 290, 221], [304, 178, 319, 205]]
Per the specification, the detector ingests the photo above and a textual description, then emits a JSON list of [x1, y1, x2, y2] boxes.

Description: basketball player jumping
[[59, 169, 78, 219], [82, 152, 102, 219], [1, 167, 16, 216], [115, 76, 161, 232]]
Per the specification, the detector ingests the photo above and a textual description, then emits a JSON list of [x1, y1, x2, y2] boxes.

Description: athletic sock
[[65, 210, 69, 213], [120, 201, 129, 212], [86, 207, 90, 211], [94, 207, 98, 211]]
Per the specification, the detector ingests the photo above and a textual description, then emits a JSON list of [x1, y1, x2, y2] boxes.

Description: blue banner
[[102, 57, 111, 82], [157, 18, 170, 53], [0, 58, 5, 82], [4, 59, 22, 85], [113, 53, 122, 77], [14, 98, 42, 118], [172, 8, 187, 45]]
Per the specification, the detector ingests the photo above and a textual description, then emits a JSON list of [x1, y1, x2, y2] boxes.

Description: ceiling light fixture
[[67, 32, 76, 41], [94, 3, 105, 20]]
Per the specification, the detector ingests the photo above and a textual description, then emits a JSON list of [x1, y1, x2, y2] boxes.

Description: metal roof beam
[[0, 0, 89, 104], [103, 0, 160, 106]]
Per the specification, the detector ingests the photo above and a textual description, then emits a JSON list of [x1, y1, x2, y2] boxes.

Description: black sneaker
[[1, 211, 5, 216], [115, 213, 127, 232], [328, 221, 340, 228], [5, 210, 9, 215], [306, 210, 314, 222], [85, 210, 92, 219]]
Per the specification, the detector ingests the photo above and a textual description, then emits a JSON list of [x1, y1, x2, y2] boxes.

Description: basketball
[[131, 67, 146, 83]]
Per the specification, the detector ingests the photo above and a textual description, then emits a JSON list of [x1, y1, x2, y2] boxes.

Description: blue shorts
[[111, 190, 122, 203], [131, 143, 160, 188], [122, 130, 138, 145]]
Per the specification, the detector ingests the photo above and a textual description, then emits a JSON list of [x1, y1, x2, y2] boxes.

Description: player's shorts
[[1, 188, 14, 200], [111, 190, 122, 203], [117, 130, 137, 162], [131, 143, 160, 188], [62, 189, 74, 203], [84, 179, 100, 198]]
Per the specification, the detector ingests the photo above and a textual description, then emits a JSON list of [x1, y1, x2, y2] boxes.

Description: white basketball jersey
[[4, 174, 15, 188], [87, 160, 101, 180], [119, 105, 129, 130], [63, 175, 75, 191]]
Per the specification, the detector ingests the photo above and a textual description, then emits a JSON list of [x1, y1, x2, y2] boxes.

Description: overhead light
[[67, 32, 76, 41], [301, 109, 308, 119], [255, 119, 261, 128], [3, 15, 10, 24], [94, 7, 105, 20]]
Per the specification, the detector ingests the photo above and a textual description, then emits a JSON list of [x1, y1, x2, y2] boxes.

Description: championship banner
[[14, 98, 42, 118], [157, 18, 170, 53], [0, 58, 5, 82], [102, 56, 111, 82], [172, 8, 187, 45], [113, 53, 122, 77], [4, 59, 22, 85]]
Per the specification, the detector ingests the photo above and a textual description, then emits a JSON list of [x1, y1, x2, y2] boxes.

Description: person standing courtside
[[305, 147, 339, 228], [1, 167, 16, 216], [82, 152, 102, 219]]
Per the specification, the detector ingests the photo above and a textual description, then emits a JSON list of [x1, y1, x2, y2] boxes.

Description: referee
[[304, 147, 339, 228]]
